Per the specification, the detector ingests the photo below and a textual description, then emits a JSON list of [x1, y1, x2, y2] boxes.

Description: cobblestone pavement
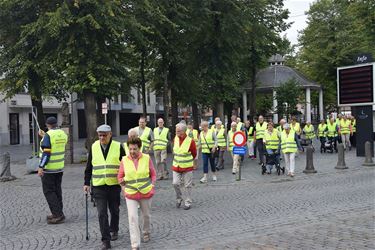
[[1, 143, 374, 250]]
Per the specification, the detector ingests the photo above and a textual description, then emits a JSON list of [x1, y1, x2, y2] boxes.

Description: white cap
[[96, 124, 112, 132]]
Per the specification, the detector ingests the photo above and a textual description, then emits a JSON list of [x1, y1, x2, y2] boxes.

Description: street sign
[[233, 146, 246, 155], [102, 103, 108, 114], [233, 131, 246, 147]]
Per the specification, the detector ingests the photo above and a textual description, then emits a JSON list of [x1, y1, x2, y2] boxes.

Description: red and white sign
[[233, 131, 246, 147], [102, 103, 108, 114]]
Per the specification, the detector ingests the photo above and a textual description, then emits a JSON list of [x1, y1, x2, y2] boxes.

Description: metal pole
[[85, 193, 89, 240], [236, 159, 241, 181], [104, 114, 107, 125]]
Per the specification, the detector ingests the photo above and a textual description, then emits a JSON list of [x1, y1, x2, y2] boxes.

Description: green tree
[[275, 79, 303, 119]]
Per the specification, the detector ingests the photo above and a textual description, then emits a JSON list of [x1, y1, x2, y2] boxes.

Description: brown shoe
[[47, 215, 65, 224]]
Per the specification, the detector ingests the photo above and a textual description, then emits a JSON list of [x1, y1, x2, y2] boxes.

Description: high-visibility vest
[[91, 140, 121, 186], [281, 130, 297, 154], [186, 129, 198, 143], [40, 129, 68, 173], [340, 119, 351, 134], [291, 122, 301, 135], [200, 131, 215, 153], [303, 125, 315, 139], [123, 153, 153, 195], [136, 126, 151, 151], [228, 130, 236, 151], [277, 126, 284, 133], [318, 124, 327, 137], [264, 130, 279, 150], [352, 119, 356, 133], [153, 127, 169, 150], [172, 136, 194, 168], [327, 122, 337, 137], [236, 122, 244, 131], [247, 126, 254, 141], [256, 122, 268, 139], [123, 142, 144, 156], [211, 124, 224, 131], [216, 128, 226, 147]]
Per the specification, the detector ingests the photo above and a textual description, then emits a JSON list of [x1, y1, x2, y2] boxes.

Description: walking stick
[[85, 193, 89, 241]]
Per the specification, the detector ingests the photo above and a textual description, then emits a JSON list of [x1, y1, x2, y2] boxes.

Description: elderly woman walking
[[117, 138, 156, 250], [281, 123, 303, 177], [199, 121, 218, 183]]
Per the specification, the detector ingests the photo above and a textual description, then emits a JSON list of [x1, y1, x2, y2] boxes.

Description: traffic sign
[[233, 146, 246, 155], [102, 103, 108, 114], [233, 131, 246, 147]]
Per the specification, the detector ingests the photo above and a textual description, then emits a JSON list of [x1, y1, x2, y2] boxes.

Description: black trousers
[[42, 172, 64, 216], [256, 139, 265, 164], [93, 185, 121, 242]]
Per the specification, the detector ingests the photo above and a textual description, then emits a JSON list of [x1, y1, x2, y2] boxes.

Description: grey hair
[[128, 128, 139, 137], [231, 122, 237, 127], [176, 122, 187, 132], [215, 120, 222, 126], [201, 121, 209, 127]]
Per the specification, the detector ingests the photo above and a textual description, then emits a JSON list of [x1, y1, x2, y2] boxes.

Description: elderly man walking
[[153, 118, 170, 180], [38, 117, 68, 224], [172, 123, 197, 210], [254, 115, 268, 167], [84, 125, 125, 250], [134, 117, 153, 154]]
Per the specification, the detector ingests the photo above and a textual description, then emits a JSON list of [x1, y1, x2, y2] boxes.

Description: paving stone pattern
[[1, 141, 374, 250]]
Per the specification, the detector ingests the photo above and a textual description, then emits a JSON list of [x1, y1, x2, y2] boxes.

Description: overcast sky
[[282, 0, 316, 45]]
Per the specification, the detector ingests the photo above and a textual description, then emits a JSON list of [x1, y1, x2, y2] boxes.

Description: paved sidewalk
[[1, 142, 374, 249]]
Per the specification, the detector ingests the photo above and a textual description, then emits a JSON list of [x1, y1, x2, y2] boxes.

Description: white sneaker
[[212, 175, 217, 182], [200, 176, 207, 183]]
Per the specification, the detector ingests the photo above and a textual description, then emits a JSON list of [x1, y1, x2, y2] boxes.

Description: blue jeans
[[202, 153, 216, 174]]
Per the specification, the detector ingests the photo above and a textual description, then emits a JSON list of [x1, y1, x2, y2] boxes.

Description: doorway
[[9, 113, 20, 145]]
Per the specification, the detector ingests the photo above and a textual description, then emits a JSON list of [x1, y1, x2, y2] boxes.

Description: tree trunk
[[171, 88, 179, 139], [83, 90, 98, 150], [141, 50, 147, 118], [163, 65, 169, 127], [28, 69, 45, 130], [215, 102, 224, 123], [192, 102, 199, 130]]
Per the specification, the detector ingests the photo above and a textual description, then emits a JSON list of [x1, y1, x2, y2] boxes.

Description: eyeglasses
[[98, 134, 108, 138]]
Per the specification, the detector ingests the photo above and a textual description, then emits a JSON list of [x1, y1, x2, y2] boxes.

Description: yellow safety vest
[[236, 122, 244, 131], [123, 153, 153, 195], [256, 122, 268, 139], [351, 119, 356, 133], [277, 126, 284, 133], [137, 126, 151, 151], [318, 124, 327, 137], [153, 127, 169, 150], [186, 129, 199, 143], [281, 130, 297, 154], [291, 122, 301, 135], [123, 142, 144, 156], [91, 140, 121, 186], [228, 130, 236, 151], [211, 124, 224, 131], [200, 131, 215, 153], [247, 126, 254, 142], [327, 122, 337, 137], [340, 119, 351, 134], [172, 136, 194, 168], [216, 128, 226, 147], [303, 125, 315, 139], [40, 129, 68, 173], [264, 130, 279, 150]]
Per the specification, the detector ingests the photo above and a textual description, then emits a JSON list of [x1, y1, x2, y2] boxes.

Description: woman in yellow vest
[[198, 121, 217, 183], [254, 115, 268, 166], [291, 117, 301, 136], [302, 121, 315, 147], [214, 120, 227, 170], [187, 122, 199, 144], [228, 122, 241, 175], [263, 122, 281, 175], [118, 137, 156, 250], [317, 119, 327, 153], [281, 123, 303, 177]]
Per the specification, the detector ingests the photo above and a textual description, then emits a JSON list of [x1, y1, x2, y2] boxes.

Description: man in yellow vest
[[303, 121, 315, 146], [38, 117, 68, 224], [339, 115, 353, 150], [281, 123, 303, 177], [186, 122, 199, 144], [134, 117, 153, 154], [83, 125, 125, 250], [254, 115, 268, 166], [326, 118, 339, 153], [317, 119, 327, 153], [228, 122, 241, 174], [153, 118, 170, 180], [245, 120, 255, 159], [172, 123, 197, 210], [214, 120, 227, 170], [263, 122, 282, 174]]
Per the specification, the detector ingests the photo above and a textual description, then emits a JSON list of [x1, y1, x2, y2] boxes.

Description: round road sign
[[233, 131, 246, 147]]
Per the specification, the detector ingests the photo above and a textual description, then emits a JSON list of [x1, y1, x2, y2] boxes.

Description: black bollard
[[363, 141, 375, 167], [303, 146, 317, 174], [335, 143, 348, 169], [0, 152, 16, 182]]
